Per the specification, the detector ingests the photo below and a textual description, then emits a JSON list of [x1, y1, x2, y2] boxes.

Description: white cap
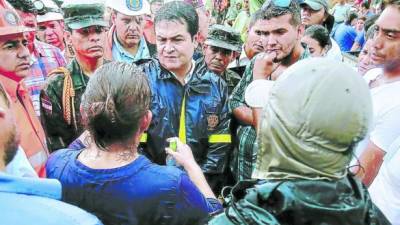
[[245, 80, 275, 108], [106, 0, 151, 16], [36, 0, 64, 23]]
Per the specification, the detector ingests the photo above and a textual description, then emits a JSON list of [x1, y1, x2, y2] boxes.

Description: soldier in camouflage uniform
[[40, 0, 108, 152], [199, 24, 242, 95]]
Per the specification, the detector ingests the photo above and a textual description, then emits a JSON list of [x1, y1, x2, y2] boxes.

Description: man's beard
[[275, 46, 295, 66], [384, 58, 400, 73], [3, 127, 19, 165]]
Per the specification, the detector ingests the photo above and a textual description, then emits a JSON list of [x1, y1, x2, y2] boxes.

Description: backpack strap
[[48, 67, 78, 131]]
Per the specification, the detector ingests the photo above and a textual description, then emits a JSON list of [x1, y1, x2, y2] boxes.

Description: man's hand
[[253, 52, 278, 80], [354, 141, 386, 187]]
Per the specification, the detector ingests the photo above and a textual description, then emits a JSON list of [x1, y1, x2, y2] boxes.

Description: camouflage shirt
[[222, 69, 241, 96], [197, 57, 241, 95], [40, 59, 106, 152]]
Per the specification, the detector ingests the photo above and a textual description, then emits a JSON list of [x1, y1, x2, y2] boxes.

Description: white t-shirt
[[364, 67, 383, 84], [369, 81, 400, 152], [369, 136, 400, 225], [352, 78, 400, 161], [326, 38, 343, 61], [6, 146, 37, 178]]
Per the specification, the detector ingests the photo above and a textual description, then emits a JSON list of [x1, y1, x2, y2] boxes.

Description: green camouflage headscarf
[[252, 58, 373, 181]]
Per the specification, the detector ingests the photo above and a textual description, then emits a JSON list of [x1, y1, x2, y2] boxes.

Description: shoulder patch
[[207, 114, 219, 130], [41, 94, 52, 115]]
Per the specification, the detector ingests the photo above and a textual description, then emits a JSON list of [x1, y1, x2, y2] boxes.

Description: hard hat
[[0, 0, 33, 36], [106, 0, 151, 16], [36, 0, 64, 23]]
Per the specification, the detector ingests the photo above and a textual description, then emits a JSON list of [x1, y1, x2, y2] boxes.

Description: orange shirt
[[0, 75, 49, 177]]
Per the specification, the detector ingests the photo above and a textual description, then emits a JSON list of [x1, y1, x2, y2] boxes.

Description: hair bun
[[105, 95, 117, 124]]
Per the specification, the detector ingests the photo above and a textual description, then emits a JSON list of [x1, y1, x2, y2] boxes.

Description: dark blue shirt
[[333, 23, 357, 52], [46, 149, 222, 225]]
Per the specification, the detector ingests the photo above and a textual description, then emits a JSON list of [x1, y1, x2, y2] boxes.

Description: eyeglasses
[[76, 26, 106, 36], [262, 0, 292, 9]]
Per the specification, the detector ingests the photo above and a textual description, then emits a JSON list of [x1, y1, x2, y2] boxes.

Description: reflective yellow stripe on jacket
[[140, 95, 231, 144]]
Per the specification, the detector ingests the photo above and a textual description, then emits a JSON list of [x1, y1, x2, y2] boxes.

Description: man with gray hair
[[36, 0, 74, 62], [104, 0, 156, 63], [199, 24, 242, 94]]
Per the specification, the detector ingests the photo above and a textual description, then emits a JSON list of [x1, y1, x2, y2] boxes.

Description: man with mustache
[[0, 0, 49, 177], [230, 0, 309, 181], [199, 24, 242, 95], [354, 0, 400, 191], [40, 0, 108, 152], [7, 0, 67, 116], [36, 0, 75, 63], [104, 0, 156, 63], [0, 84, 103, 224]]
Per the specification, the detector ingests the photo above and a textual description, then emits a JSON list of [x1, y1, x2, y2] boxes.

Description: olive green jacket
[[209, 175, 390, 225], [40, 59, 108, 152]]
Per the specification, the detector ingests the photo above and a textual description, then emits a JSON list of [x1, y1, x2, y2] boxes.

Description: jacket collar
[[155, 59, 212, 94], [0, 74, 26, 101], [157, 59, 196, 83]]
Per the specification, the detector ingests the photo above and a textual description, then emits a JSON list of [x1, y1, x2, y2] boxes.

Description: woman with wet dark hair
[[302, 25, 332, 57], [46, 61, 222, 225]]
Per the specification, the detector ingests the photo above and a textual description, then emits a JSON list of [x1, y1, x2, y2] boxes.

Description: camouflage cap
[[205, 24, 242, 52], [62, 0, 108, 29]]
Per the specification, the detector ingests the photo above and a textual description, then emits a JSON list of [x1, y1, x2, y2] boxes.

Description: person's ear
[[111, 11, 117, 25], [321, 45, 330, 56], [202, 44, 207, 54], [297, 24, 305, 39], [193, 34, 199, 49], [139, 110, 152, 132], [229, 51, 239, 63], [233, 51, 240, 59], [79, 105, 88, 126], [0, 107, 5, 118], [59, 20, 65, 30], [64, 30, 72, 45], [323, 11, 328, 22]]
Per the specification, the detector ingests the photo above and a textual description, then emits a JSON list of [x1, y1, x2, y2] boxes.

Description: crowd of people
[[0, 0, 399, 224]]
